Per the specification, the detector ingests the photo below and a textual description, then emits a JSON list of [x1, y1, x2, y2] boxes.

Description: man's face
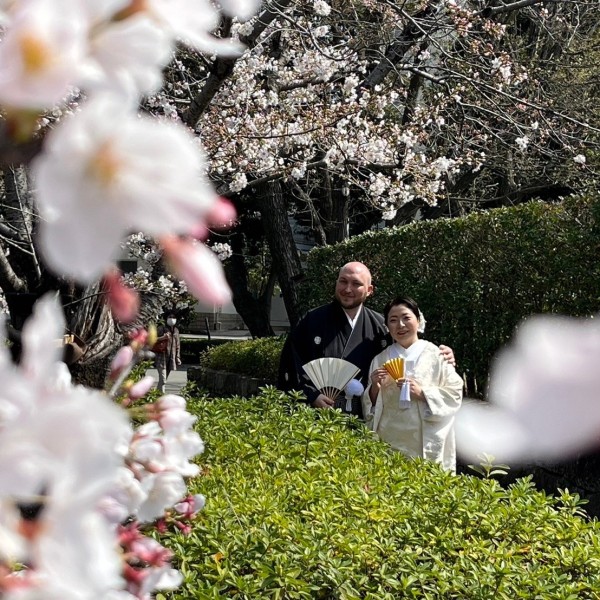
[[334, 266, 373, 311]]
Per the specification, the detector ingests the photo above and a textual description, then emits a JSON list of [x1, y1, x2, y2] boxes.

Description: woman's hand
[[396, 377, 425, 401], [369, 368, 388, 404], [370, 368, 388, 389]]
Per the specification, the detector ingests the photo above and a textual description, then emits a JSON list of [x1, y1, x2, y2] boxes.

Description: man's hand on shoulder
[[439, 344, 456, 367], [312, 394, 335, 409]]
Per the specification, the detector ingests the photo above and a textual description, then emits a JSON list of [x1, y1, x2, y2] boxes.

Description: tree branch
[[181, 0, 294, 128], [477, 0, 554, 17], [288, 179, 327, 246], [362, 2, 442, 89]]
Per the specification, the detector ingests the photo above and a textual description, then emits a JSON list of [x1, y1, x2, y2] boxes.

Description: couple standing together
[[279, 262, 463, 472]]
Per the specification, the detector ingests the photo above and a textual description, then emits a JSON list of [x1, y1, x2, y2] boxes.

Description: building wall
[[188, 295, 289, 333]]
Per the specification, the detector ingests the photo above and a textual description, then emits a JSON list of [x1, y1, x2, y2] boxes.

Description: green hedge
[[300, 195, 600, 392], [160, 389, 600, 599], [199, 337, 285, 381], [180, 338, 231, 364]]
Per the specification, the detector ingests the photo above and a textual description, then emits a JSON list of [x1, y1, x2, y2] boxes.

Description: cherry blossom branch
[[182, 0, 295, 127]]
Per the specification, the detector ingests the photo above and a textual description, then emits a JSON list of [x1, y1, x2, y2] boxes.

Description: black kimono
[[278, 301, 391, 418]]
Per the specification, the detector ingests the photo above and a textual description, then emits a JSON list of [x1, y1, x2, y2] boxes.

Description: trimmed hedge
[[180, 338, 231, 364], [299, 195, 600, 393], [160, 389, 600, 599], [199, 337, 285, 382]]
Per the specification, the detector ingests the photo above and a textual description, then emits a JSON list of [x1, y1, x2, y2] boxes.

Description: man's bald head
[[338, 262, 372, 285], [335, 262, 373, 316]]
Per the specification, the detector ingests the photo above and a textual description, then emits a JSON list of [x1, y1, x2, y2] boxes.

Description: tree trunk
[[224, 235, 275, 337], [325, 178, 349, 244], [255, 180, 304, 327], [63, 281, 122, 388]]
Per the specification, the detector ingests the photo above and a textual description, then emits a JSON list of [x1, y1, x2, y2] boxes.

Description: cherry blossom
[[126, 0, 250, 55], [313, 0, 331, 17], [83, 13, 172, 99], [456, 314, 600, 463], [0, 293, 211, 598], [110, 346, 135, 380], [0, 0, 264, 596], [161, 236, 231, 305], [174, 493, 206, 519], [515, 135, 529, 152], [33, 95, 219, 282], [0, 296, 131, 599], [0, 0, 89, 109]]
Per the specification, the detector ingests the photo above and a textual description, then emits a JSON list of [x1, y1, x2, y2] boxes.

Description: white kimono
[[362, 340, 463, 472]]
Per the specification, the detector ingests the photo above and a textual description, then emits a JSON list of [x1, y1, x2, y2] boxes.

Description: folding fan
[[383, 357, 405, 381], [302, 357, 360, 402]]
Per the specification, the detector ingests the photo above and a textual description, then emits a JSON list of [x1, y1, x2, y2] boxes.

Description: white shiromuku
[[362, 340, 463, 472]]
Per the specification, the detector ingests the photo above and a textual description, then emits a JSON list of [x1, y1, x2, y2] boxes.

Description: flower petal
[[161, 237, 231, 305]]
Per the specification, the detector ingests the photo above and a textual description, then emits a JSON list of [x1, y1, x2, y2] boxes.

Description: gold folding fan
[[302, 357, 361, 402], [383, 357, 405, 381]]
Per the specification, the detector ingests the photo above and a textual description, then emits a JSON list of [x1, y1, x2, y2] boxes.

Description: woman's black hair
[[383, 296, 420, 323]]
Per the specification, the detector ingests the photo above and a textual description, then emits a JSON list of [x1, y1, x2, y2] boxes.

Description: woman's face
[[386, 304, 419, 348]]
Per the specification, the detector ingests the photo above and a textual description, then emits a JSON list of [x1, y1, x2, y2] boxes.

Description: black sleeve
[[277, 334, 298, 392], [277, 313, 320, 405]]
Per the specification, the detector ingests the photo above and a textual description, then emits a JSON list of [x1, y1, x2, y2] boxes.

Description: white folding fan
[[302, 357, 361, 402]]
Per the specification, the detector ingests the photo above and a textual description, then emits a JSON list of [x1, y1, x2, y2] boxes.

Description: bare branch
[[0, 246, 26, 292], [288, 179, 327, 246], [477, 0, 555, 17]]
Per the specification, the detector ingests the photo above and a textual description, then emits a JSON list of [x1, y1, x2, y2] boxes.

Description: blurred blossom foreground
[[0, 0, 262, 598], [0, 0, 260, 304], [0, 296, 206, 598], [456, 314, 600, 463]]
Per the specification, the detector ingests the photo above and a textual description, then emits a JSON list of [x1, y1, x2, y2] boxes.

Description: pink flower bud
[[110, 345, 134, 379], [161, 236, 231, 305], [103, 269, 140, 323], [175, 521, 192, 535], [188, 197, 236, 239], [207, 197, 236, 228], [129, 375, 155, 399]]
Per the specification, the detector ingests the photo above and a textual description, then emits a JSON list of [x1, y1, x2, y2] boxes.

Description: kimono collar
[[389, 339, 427, 363], [343, 303, 363, 330]]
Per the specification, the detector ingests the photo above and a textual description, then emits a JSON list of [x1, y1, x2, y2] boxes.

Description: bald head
[[338, 262, 372, 285], [335, 262, 373, 317]]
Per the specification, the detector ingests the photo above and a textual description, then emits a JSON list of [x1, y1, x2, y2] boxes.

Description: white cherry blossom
[[33, 96, 219, 282], [218, 0, 262, 20], [313, 0, 331, 17], [135, 0, 245, 55], [456, 314, 600, 463], [0, 0, 88, 108], [84, 14, 172, 99], [137, 471, 188, 523], [0, 296, 131, 599]]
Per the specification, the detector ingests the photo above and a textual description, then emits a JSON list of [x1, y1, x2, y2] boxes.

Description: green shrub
[[180, 338, 231, 364], [199, 337, 285, 381], [300, 194, 600, 393], [160, 390, 600, 599]]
